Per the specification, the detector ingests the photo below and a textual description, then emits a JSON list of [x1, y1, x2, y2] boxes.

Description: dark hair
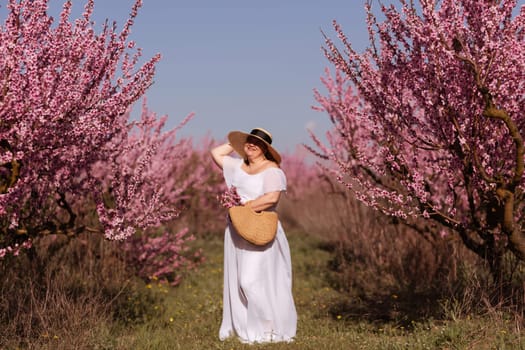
[[264, 150, 278, 163]]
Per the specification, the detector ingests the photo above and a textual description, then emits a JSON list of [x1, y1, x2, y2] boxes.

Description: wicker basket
[[228, 205, 278, 246]]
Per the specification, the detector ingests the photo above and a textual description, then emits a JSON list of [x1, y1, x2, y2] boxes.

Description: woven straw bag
[[228, 205, 278, 246]]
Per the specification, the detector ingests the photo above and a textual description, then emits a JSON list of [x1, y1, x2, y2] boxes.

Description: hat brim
[[227, 131, 282, 164]]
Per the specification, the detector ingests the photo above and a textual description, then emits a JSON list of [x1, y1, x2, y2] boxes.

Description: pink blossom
[[218, 186, 242, 209], [0, 0, 195, 263], [310, 0, 525, 266], [122, 227, 204, 286]]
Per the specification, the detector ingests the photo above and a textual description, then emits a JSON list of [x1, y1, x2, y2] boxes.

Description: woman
[[211, 128, 297, 344]]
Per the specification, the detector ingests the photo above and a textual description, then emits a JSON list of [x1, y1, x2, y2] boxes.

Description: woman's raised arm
[[210, 142, 234, 169]]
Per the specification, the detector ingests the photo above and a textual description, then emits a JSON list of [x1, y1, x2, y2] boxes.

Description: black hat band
[[250, 129, 272, 145]]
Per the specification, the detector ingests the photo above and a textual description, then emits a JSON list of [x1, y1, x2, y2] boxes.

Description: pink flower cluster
[[92, 100, 196, 240], [310, 0, 525, 261], [217, 186, 241, 209], [122, 227, 203, 286], [0, 240, 32, 259], [0, 0, 195, 249]]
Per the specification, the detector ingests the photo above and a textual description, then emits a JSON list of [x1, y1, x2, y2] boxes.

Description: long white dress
[[219, 156, 297, 343]]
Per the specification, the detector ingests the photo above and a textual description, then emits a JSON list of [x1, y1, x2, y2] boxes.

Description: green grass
[[19, 230, 525, 350], [110, 231, 524, 350]]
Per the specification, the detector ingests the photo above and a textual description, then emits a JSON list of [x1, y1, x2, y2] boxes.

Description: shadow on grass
[[327, 291, 443, 329], [316, 240, 447, 330]]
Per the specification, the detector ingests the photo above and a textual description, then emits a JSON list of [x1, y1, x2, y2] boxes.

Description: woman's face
[[244, 136, 267, 159]]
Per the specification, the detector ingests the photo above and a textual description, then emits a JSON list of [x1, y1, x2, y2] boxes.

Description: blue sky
[[7, 1, 523, 152], [38, 0, 376, 152]]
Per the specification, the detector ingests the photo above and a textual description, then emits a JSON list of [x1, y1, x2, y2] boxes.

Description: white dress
[[219, 156, 297, 343]]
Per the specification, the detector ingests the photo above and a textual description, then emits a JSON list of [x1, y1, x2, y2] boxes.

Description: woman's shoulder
[[258, 160, 280, 172], [261, 163, 287, 189], [266, 161, 279, 169], [263, 163, 285, 176]]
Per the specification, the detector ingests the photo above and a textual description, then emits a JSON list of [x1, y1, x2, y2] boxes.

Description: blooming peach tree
[[94, 102, 204, 284], [311, 0, 525, 278], [0, 0, 194, 258]]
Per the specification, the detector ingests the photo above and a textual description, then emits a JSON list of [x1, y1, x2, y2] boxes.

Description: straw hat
[[227, 128, 282, 164]]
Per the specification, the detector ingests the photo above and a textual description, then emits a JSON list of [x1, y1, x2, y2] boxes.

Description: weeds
[[1, 229, 524, 349], [1, 174, 525, 348], [0, 232, 163, 349]]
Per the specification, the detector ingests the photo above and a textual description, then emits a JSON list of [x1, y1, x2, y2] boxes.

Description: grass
[[4, 229, 525, 349], [112, 230, 524, 350]]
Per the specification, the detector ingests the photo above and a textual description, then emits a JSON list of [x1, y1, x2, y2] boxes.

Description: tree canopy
[[311, 0, 525, 276]]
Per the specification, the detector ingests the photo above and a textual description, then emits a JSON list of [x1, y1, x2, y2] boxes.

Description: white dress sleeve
[[262, 168, 287, 194], [222, 155, 242, 188]]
